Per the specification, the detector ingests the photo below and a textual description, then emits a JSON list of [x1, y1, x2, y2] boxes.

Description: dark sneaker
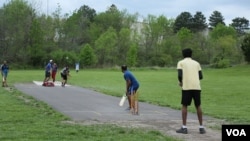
[[176, 127, 188, 134], [133, 112, 139, 116], [199, 128, 206, 134], [125, 107, 131, 111]]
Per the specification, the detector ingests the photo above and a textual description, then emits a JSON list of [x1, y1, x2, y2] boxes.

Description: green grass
[[1, 65, 250, 140]]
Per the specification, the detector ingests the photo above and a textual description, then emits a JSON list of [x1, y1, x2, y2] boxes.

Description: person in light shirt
[[176, 48, 206, 134]]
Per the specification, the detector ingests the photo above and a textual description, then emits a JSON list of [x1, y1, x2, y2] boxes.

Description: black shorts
[[181, 90, 201, 107], [61, 73, 67, 80], [45, 71, 51, 77]]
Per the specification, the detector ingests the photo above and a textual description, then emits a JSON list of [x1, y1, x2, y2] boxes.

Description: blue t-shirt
[[1, 64, 9, 73], [123, 70, 139, 89], [45, 63, 52, 72]]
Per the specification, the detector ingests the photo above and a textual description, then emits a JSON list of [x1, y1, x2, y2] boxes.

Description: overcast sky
[[1, 0, 250, 25]]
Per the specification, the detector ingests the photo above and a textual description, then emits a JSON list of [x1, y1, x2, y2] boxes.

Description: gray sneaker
[[176, 127, 188, 134], [199, 128, 206, 134], [125, 107, 131, 111]]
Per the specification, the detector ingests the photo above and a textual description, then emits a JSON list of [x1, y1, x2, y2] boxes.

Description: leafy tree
[[147, 15, 171, 55], [80, 44, 97, 67], [141, 15, 174, 66], [38, 14, 58, 56], [161, 36, 181, 65], [50, 49, 64, 67], [211, 36, 237, 68], [209, 10, 225, 28], [28, 19, 46, 67], [142, 15, 159, 63], [111, 12, 139, 62], [174, 12, 193, 33], [0, 8, 7, 58], [117, 28, 131, 65], [210, 23, 237, 40], [62, 5, 96, 50], [241, 34, 250, 63], [52, 3, 69, 52], [191, 32, 211, 64], [33, 8, 61, 62], [230, 17, 250, 36], [177, 27, 194, 48], [94, 4, 123, 33], [126, 43, 138, 67], [88, 22, 102, 45], [61, 51, 78, 67], [209, 24, 238, 67], [94, 27, 117, 67], [1, 0, 35, 63]]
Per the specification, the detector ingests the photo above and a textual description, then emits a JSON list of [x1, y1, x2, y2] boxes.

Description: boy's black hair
[[121, 65, 127, 71], [182, 48, 192, 58]]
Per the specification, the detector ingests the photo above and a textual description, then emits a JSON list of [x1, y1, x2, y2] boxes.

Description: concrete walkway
[[14, 82, 222, 141]]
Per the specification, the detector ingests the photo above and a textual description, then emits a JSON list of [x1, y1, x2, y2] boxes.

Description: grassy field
[[1, 64, 250, 140]]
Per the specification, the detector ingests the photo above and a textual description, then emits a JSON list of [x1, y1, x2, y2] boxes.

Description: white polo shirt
[[177, 58, 202, 90]]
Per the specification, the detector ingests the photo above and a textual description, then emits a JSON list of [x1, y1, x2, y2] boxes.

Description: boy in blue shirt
[[121, 65, 140, 115], [43, 60, 53, 86], [1, 60, 9, 87]]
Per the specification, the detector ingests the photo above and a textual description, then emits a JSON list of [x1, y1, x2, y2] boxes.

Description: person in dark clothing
[[51, 63, 58, 82], [43, 60, 53, 86], [60, 66, 70, 87], [1, 60, 9, 87]]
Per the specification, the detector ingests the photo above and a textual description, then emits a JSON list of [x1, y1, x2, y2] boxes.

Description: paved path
[[14, 82, 222, 141]]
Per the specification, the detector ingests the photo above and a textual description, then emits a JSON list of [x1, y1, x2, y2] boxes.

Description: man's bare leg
[[134, 91, 139, 115], [182, 105, 188, 126], [127, 95, 132, 109], [130, 95, 135, 114]]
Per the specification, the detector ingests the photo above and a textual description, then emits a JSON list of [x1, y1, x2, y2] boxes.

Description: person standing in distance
[[51, 63, 58, 82], [43, 60, 53, 86], [75, 62, 79, 73], [176, 48, 206, 134], [1, 60, 9, 87], [121, 65, 140, 115], [60, 66, 70, 87]]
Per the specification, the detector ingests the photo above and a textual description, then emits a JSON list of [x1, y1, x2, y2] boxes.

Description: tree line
[[0, 0, 250, 69]]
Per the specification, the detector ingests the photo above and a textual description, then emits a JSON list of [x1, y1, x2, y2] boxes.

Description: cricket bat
[[119, 94, 127, 106]]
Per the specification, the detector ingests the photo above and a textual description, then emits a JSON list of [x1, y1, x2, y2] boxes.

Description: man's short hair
[[182, 48, 192, 58], [121, 65, 127, 71]]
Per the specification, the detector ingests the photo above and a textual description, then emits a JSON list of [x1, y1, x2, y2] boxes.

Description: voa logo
[[226, 129, 246, 136]]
